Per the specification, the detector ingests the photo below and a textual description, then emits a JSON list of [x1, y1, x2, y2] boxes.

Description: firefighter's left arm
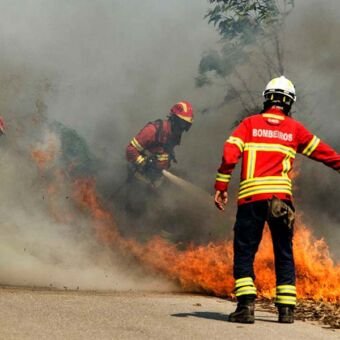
[[297, 123, 340, 172], [214, 120, 248, 194], [126, 123, 157, 168], [306, 140, 340, 172]]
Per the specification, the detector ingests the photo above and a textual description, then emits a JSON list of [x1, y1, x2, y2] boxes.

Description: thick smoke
[[0, 61, 175, 291], [284, 0, 340, 256], [0, 0, 218, 290], [0, 0, 339, 291]]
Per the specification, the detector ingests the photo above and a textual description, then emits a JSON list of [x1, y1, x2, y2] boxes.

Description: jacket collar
[[262, 106, 286, 121], [264, 106, 286, 115]]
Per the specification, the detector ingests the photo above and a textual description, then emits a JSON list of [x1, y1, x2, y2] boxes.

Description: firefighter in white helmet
[[214, 76, 340, 324], [262, 75, 296, 115]]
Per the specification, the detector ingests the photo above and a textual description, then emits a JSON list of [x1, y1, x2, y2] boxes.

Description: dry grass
[[258, 299, 340, 329]]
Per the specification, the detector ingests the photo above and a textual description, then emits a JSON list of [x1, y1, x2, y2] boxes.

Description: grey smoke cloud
[[0, 0, 219, 289], [284, 0, 340, 255]]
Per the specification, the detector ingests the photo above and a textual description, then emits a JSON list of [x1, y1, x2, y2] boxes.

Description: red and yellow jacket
[[126, 119, 177, 171], [215, 107, 340, 205]]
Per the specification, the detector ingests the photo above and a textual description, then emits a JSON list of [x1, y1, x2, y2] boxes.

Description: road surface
[[0, 288, 338, 340]]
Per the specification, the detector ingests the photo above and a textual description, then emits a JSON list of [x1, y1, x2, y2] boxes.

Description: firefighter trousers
[[233, 200, 296, 305]]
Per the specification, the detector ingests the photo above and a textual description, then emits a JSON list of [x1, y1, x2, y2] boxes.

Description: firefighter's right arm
[[214, 120, 248, 209], [126, 123, 157, 169], [297, 122, 340, 172]]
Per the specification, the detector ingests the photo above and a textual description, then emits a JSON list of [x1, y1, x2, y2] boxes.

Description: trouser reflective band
[[275, 285, 296, 306], [234, 277, 257, 297]]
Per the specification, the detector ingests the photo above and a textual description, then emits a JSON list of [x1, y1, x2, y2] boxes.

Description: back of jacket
[[215, 107, 340, 205]]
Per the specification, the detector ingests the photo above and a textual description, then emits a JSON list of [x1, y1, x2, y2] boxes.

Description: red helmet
[[170, 101, 193, 124]]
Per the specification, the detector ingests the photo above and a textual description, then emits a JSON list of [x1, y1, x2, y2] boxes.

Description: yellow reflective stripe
[[235, 281, 254, 289], [275, 296, 297, 305], [235, 277, 254, 288], [262, 113, 285, 121], [227, 136, 245, 152], [216, 173, 231, 183], [156, 154, 169, 161], [235, 283, 255, 290], [240, 177, 292, 190], [250, 150, 257, 179], [131, 138, 144, 152], [245, 143, 296, 158], [246, 149, 256, 179], [302, 136, 320, 156], [135, 155, 146, 165], [276, 288, 296, 295], [282, 154, 291, 177], [236, 286, 256, 293], [277, 285, 296, 294], [235, 277, 254, 284], [236, 290, 257, 297], [238, 187, 292, 200], [308, 137, 320, 155], [277, 285, 296, 291], [239, 184, 292, 196], [240, 176, 291, 187], [235, 287, 257, 297]]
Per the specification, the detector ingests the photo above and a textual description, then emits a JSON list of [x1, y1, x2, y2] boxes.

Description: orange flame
[[72, 178, 120, 245], [31, 133, 59, 170], [294, 223, 340, 301], [71, 179, 340, 302], [31, 143, 340, 303]]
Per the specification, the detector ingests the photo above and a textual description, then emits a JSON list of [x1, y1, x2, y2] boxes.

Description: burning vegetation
[[31, 134, 340, 328]]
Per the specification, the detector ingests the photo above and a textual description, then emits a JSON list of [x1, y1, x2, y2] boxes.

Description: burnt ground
[[259, 298, 340, 329]]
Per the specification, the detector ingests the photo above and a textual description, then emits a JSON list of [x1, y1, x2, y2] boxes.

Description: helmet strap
[[263, 93, 293, 116], [263, 100, 292, 116]]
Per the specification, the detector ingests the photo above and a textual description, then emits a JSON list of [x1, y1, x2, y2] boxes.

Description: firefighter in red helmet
[[214, 76, 340, 324], [125, 101, 193, 220]]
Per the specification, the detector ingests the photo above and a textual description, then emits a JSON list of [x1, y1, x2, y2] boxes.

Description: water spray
[[162, 170, 212, 205]]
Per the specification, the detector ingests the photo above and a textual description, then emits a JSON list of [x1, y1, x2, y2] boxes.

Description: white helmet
[[263, 76, 296, 102]]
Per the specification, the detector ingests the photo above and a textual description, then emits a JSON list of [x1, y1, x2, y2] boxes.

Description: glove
[[143, 155, 158, 172], [133, 155, 154, 173], [143, 155, 164, 182], [268, 196, 295, 229]]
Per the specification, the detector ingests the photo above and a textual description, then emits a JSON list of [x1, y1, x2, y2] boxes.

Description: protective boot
[[228, 301, 255, 324], [278, 306, 294, 323]]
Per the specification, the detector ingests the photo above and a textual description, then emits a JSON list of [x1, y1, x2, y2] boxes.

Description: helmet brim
[[263, 89, 296, 102]]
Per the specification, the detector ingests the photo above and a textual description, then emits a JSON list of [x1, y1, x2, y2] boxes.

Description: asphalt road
[[0, 288, 339, 340]]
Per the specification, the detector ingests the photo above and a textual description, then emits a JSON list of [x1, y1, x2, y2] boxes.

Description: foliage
[[50, 121, 97, 178], [199, 0, 294, 82], [206, 0, 283, 42], [197, 1, 295, 116]]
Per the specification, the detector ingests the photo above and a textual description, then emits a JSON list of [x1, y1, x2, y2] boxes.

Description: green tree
[[197, 0, 295, 117]]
